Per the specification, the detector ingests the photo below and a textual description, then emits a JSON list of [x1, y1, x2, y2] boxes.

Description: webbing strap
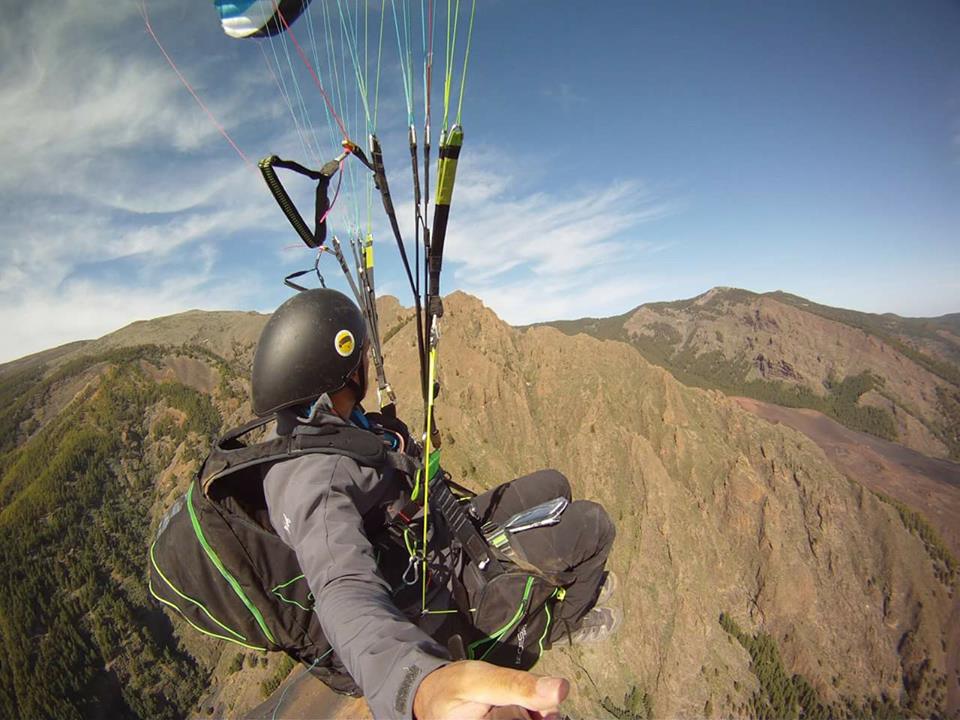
[[202, 417, 500, 579], [259, 155, 340, 249], [428, 471, 502, 574], [369, 133, 428, 398]]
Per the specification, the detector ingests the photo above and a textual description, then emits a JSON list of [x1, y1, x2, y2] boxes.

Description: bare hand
[[413, 660, 569, 720]]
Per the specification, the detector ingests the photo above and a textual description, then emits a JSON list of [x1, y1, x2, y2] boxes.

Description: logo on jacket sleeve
[[283, 513, 293, 534]]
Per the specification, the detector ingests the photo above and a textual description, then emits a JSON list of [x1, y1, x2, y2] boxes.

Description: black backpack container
[[148, 417, 400, 695]]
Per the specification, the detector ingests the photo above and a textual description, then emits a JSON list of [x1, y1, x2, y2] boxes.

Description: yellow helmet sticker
[[334, 329, 355, 358]]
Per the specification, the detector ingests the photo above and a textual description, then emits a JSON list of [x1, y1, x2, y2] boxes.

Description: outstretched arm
[[265, 453, 449, 719]]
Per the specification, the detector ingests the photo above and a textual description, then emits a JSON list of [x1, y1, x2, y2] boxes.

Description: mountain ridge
[[541, 287, 960, 461]]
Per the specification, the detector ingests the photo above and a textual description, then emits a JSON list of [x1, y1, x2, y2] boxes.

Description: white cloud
[[0, 266, 263, 364], [448, 151, 671, 273], [0, 0, 293, 211], [468, 272, 661, 326], [432, 148, 674, 322], [542, 83, 588, 110], [0, 0, 298, 363], [0, 169, 275, 292]]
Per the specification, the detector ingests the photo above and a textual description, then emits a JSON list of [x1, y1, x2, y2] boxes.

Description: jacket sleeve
[[264, 454, 449, 719]]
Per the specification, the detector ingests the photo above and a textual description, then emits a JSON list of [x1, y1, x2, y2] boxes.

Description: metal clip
[[403, 555, 420, 586]]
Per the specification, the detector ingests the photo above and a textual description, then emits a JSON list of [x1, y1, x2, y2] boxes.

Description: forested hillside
[[0, 346, 226, 718]]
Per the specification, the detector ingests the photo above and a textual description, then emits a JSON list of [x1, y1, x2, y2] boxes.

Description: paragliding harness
[[149, 413, 570, 696], [147, 415, 401, 696]]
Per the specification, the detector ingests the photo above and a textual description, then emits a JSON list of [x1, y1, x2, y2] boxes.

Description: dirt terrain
[[241, 670, 368, 720], [733, 396, 960, 713], [732, 397, 960, 552]]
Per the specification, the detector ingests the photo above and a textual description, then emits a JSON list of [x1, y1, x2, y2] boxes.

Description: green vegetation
[[820, 371, 898, 441], [382, 314, 417, 345], [0, 363, 47, 456], [874, 492, 957, 588], [718, 613, 907, 720], [228, 652, 245, 674], [934, 386, 960, 460], [260, 654, 296, 697], [769, 291, 960, 386], [0, 346, 168, 465], [544, 301, 901, 444], [641, 333, 899, 442], [719, 612, 831, 720], [644, 287, 760, 313], [182, 343, 246, 402], [532, 308, 634, 343], [601, 685, 654, 720], [0, 348, 223, 719]]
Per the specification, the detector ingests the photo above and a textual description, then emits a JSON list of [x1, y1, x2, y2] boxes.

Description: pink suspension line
[[141, 0, 254, 169]]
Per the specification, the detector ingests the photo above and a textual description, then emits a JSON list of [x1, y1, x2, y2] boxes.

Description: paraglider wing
[[215, 0, 312, 39]]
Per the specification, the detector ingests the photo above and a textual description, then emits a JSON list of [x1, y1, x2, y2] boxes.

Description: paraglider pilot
[[156, 289, 618, 720]]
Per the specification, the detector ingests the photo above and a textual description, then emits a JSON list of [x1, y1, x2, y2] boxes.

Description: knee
[[536, 469, 571, 500], [575, 500, 616, 547]]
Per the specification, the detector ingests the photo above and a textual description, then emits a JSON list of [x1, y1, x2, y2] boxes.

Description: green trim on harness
[[271, 574, 315, 612], [271, 573, 307, 592], [537, 587, 564, 657], [467, 576, 536, 661], [411, 448, 441, 503], [489, 532, 509, 549], [149, 539, 246, 642], [148, 579, 266, 651], [187, 483, 278, 646]]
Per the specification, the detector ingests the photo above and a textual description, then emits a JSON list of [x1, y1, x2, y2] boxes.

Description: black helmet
[[252, 289, 368, 416]]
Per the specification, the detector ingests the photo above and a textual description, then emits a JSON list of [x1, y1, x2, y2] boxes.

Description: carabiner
[[403, 555, 420, 586]]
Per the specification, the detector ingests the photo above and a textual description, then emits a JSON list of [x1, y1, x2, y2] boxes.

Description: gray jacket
[[262, 409, 449, 719]]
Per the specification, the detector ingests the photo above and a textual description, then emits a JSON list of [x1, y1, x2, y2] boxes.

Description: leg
[[506, 499, 615, 634], [471, 470, 615, 632], [470, 469, 572, 526]]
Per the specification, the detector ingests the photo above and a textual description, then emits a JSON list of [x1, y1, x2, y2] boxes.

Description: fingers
[[485, 705, 533, 720], [450, 661, 569, 712]]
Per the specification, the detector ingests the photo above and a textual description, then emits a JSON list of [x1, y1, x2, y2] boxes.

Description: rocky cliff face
[[396, 293, 956, 719], [549, 287, 960, 462], [0, 292, 955, 719]]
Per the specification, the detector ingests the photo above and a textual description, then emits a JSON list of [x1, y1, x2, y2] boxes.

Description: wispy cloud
[[467, 271, 661, 327], [542, 83, 587, 110], [439, 147, 674, 323], [0, 0, 287, 362], [0, 264, 262, 364], [448, 179, 667, 280], [1, 3, 231, 191]]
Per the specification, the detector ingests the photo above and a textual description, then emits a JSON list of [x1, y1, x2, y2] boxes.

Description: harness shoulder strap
[[201, 416, 420, 496]]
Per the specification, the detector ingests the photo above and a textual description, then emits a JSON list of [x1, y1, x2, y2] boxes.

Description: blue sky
[[1, 0, 958, 363]]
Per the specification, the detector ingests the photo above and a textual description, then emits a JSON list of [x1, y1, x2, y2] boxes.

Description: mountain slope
[[0, 293, 955, 719], [545, 288, 960, 461]]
